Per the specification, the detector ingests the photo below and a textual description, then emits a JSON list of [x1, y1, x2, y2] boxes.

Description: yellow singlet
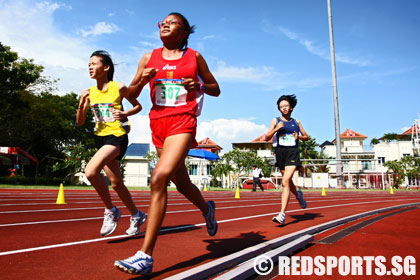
[[89, 81, 129, 137]]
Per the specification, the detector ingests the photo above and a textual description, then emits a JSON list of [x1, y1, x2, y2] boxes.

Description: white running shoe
[[125, 211, 147, 235], [100, 207, 121, 236], [114, 251, 154, 275], [272, 212, 286, 225]]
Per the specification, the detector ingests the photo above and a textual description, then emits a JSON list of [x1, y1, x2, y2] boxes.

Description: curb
[[166, 202, 420, 280]]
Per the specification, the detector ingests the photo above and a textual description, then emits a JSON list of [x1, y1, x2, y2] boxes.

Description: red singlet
[[147, 48, 203, 120]]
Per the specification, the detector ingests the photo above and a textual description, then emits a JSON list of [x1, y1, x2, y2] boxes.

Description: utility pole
[[327, 0, 344, 188]]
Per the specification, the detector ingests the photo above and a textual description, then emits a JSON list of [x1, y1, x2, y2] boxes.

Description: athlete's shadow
[[108, 224, 201, 244], [275, 212, 323, 227], [129, 231, 267, 279]]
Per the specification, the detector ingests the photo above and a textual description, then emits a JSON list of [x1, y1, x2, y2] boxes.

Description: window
[[378, 157, 385, 164], [206, 165, 213, 175], [189, 164, 198, 175], [362, 161, 372, 170]]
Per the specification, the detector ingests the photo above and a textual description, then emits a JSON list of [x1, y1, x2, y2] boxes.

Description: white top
[[252, 168, 261, 178]]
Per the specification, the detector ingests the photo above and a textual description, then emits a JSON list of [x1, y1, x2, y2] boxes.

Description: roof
[[125, 143, 150, 157], [251, 134, 272, 143], [232, 134, 273, 150], [340, 129, 367, 139], [319, 140, 334, 147], [400, 124, 419, 136], [196, 137, 223, 151]]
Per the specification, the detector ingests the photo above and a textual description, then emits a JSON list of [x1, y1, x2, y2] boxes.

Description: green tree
[[221, 149, 270, 188], [0, 43, 95, 181], [382, 133, 399, 142], [52, 142, 96, 183], [299, 135, 318, 159], [384, 159, 404, 187], [210, 162, 234, 188], [299, 136, 329, 174], [145, 151, 159, 169], [370, 138, 380, 145]]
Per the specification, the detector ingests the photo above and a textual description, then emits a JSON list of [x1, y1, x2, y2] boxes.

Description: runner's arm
[[264, 118, 284, 140], [76, 89, 90, 126], [127, 52, 157, 99], [295, 119, 309, 141], [113, 83, 142, 120], [196, 52, 220, 97]]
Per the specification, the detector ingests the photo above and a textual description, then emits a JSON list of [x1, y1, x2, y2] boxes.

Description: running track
[[0, 188, 419, 279]]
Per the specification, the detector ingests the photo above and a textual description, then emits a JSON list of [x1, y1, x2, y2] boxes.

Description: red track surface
[[0, 188, 419, 279]]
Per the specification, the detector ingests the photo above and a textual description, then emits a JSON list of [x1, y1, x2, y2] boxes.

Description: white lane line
[[0, 198, 418, 256], [0, 193, 417, 213]]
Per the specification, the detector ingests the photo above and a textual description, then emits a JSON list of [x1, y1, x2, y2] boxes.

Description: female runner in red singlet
[[114, 13, 221, 275]]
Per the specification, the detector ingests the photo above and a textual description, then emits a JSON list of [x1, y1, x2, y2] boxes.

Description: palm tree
[[370, 138, 380, 145], [299, 136, 329, 174], [381, 133, 399, 142], [211, 162, 234, 188]]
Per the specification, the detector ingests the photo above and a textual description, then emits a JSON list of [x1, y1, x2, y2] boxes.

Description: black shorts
[[94, 134, 128, 160], [274, 146, 301, 170]]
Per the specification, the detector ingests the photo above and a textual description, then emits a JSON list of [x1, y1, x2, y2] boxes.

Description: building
[[320, 127, 418, 189], [232, 125, 418, 189], [232, 134, 275, 163], [187, 137, 223, 189], [124, 143, 150, 187], [320, 129, 378, 188]]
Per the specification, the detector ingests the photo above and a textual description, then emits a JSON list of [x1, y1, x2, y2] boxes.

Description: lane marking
[[316, 206, 419, 244], [0, 198, 419, 256]]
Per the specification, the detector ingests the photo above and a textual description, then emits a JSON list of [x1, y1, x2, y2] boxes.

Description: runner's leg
[[85, 145, 120, 209], [140, 133, 194, 256], [104, 160, 138, 215], [280, 165, 297, 213]]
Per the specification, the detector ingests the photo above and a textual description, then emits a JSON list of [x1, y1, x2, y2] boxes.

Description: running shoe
[[114, 251, 153, 275], [100, 206, 121, 236], [297, 190, 307, 209], [203, 200, 218, 236], [272, 212, 286, 225], [126, 210, 147, 235]]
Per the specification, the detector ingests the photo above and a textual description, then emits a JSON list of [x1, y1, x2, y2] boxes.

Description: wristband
[[199, 82, 204, 92]]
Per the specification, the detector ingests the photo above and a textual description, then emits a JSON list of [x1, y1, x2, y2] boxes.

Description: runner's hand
[[112, 109, 127, 120], [141, 68, 158, 85], [182, 78, 199, 92], [79, 89, 90, 107], [293, 131, 299, 139]]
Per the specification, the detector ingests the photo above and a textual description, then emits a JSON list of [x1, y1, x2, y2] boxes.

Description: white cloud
[[36, 1, 71, 12], [0, 0, 142, 95], [79, 22, 120, 37], [0, 0, 93, 94], [127, 117, 268, 153], [213, 60, 277, 82], [202, 35, 216, 40], [196, 118, 267, 152], [127, 114, 153, 145], [212, 59, 327, 90], [262, 20, 370, 67]]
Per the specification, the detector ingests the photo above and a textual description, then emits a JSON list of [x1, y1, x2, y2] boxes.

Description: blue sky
[[1, 0, 419, 152]]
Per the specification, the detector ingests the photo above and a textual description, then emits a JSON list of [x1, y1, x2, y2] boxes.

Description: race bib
[[91, 103, 115, 122], [155, 79, 188, 107], [278, 134, 296, 146]]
